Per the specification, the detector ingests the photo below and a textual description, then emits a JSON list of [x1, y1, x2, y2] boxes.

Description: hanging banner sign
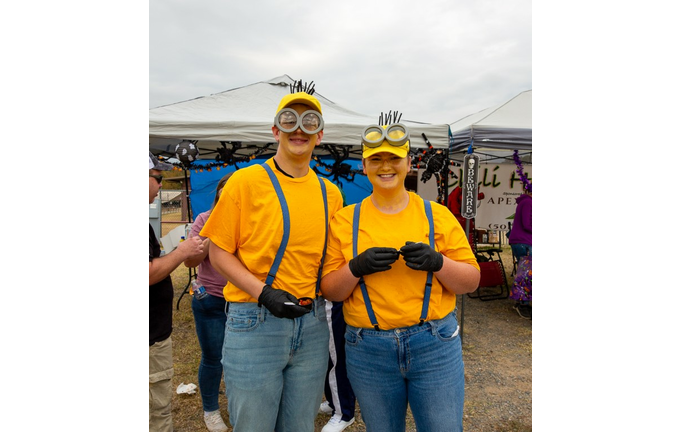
[[450, 162, 532, 231], [461, 153, 480, 219]]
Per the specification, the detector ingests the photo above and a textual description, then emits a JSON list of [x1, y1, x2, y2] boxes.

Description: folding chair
[[511, 248, 518, 277], [467, 229, 509, 301]]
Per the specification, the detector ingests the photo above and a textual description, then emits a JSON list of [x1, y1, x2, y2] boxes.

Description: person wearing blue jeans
[[320, 117, 480, 432], [200, 85, 344, 431], [184, 173, 233, 432], [191, 295, 227, 427]]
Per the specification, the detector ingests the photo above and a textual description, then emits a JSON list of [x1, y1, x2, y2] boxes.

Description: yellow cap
[[275, 92, 322, 115]]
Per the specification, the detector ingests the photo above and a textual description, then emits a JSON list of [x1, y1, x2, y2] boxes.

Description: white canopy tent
[[446, 89, 532, 238], [449, 90, 532, 155], [149, 75, 452, 160]]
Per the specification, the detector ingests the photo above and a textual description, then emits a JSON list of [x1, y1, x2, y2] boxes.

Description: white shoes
[[204, 410, 229, 432], [319, 400, 334, 415], [321, 414, 355, 432]]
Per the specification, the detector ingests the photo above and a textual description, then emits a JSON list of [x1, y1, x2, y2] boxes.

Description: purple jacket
[[509, 194, 532, 246]]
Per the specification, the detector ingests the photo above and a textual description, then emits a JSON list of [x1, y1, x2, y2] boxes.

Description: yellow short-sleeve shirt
[[322, 192, 480, 329], [200, 158, 343, 302]]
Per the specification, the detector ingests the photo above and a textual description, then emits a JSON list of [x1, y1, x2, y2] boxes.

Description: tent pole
[[444, 148, 450, 206], [184, 168, 193, 223], [461, 217, 470, 345]]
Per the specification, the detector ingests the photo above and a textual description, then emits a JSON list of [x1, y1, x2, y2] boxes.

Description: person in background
[[183, 173, 234, 432], [508, 186, 532, 319], [318, 189, 357, 432], [319, 299, 356, 432], [149, 151, 204, 432], [447, 185, 484, 244], [200, 84, 344, 431], [320, 116, 480, 432]]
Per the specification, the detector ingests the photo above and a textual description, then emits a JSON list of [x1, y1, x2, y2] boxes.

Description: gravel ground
[[458, 292, 532, 432], [168, 247, 532, 431]]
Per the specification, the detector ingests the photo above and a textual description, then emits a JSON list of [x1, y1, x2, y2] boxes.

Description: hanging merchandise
[[175, 140, 200, 166], [513, 150, 532, 193]]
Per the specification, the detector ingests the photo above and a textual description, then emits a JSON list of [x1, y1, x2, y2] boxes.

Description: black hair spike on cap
[[378, 110, 403, 126], [290, 79, 316, 95]]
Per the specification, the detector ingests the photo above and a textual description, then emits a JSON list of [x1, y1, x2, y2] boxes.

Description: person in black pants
[[319, 300, 356, 432]]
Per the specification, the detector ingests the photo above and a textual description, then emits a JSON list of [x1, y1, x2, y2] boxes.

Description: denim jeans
[[345, 312, 464, 432], [192, 293, 227, 412], [222, 298, 329, 432]]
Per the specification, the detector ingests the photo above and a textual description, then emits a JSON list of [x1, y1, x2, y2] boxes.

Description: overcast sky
[[150, 0, 531, 125]]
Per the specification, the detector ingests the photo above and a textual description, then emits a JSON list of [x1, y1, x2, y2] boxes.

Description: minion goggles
[[274, 108, 324, 134], [361, 123, 410, 149]]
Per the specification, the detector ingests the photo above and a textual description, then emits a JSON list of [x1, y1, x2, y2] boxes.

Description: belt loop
[[426, 317, 436, 335]]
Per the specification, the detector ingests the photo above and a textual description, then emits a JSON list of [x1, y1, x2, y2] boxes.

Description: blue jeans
[[192, 293, 227, 412], [222, 298, 329, 432], [345, 312, 464, 432]]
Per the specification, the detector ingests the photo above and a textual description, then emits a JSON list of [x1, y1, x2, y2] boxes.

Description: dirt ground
[[165, 245, 531, 432]]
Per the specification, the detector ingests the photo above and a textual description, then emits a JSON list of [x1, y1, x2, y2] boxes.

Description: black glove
[[348, 247, 400, 278], [257, 285, 310, 319], [400, 241, 444, 272]]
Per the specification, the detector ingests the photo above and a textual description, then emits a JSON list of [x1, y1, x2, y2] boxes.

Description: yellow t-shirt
[[200, 158, 344, 302], [322, 192, 480, 329]]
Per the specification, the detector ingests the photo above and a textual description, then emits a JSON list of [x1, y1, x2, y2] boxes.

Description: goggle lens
[[278, 111, 298, 130], [387, 125, 407, 143], [363, 126, 385, 147], [302, 112, 321, 131]]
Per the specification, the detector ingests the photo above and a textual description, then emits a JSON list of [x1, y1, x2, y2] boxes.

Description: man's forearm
[[149, 249, 188, 285]]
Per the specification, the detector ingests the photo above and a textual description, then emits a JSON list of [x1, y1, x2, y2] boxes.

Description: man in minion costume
[[320, 113, 480, 432], [200, 82, 344, 432]]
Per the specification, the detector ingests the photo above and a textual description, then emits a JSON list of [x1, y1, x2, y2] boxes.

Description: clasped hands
[[348, 241, 443, 278]]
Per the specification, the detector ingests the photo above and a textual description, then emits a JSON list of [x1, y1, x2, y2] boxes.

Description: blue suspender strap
[[262, 164, 290, 286], [316, 177, 328, 297], [353, 200, 381, 330], [419, 200, 435, 325]]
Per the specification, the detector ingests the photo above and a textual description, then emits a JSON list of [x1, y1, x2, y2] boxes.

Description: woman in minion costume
[[320, 113, 481, 432]]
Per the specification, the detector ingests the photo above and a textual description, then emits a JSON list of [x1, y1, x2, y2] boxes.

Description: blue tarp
[[187, 157, 372, 219]]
